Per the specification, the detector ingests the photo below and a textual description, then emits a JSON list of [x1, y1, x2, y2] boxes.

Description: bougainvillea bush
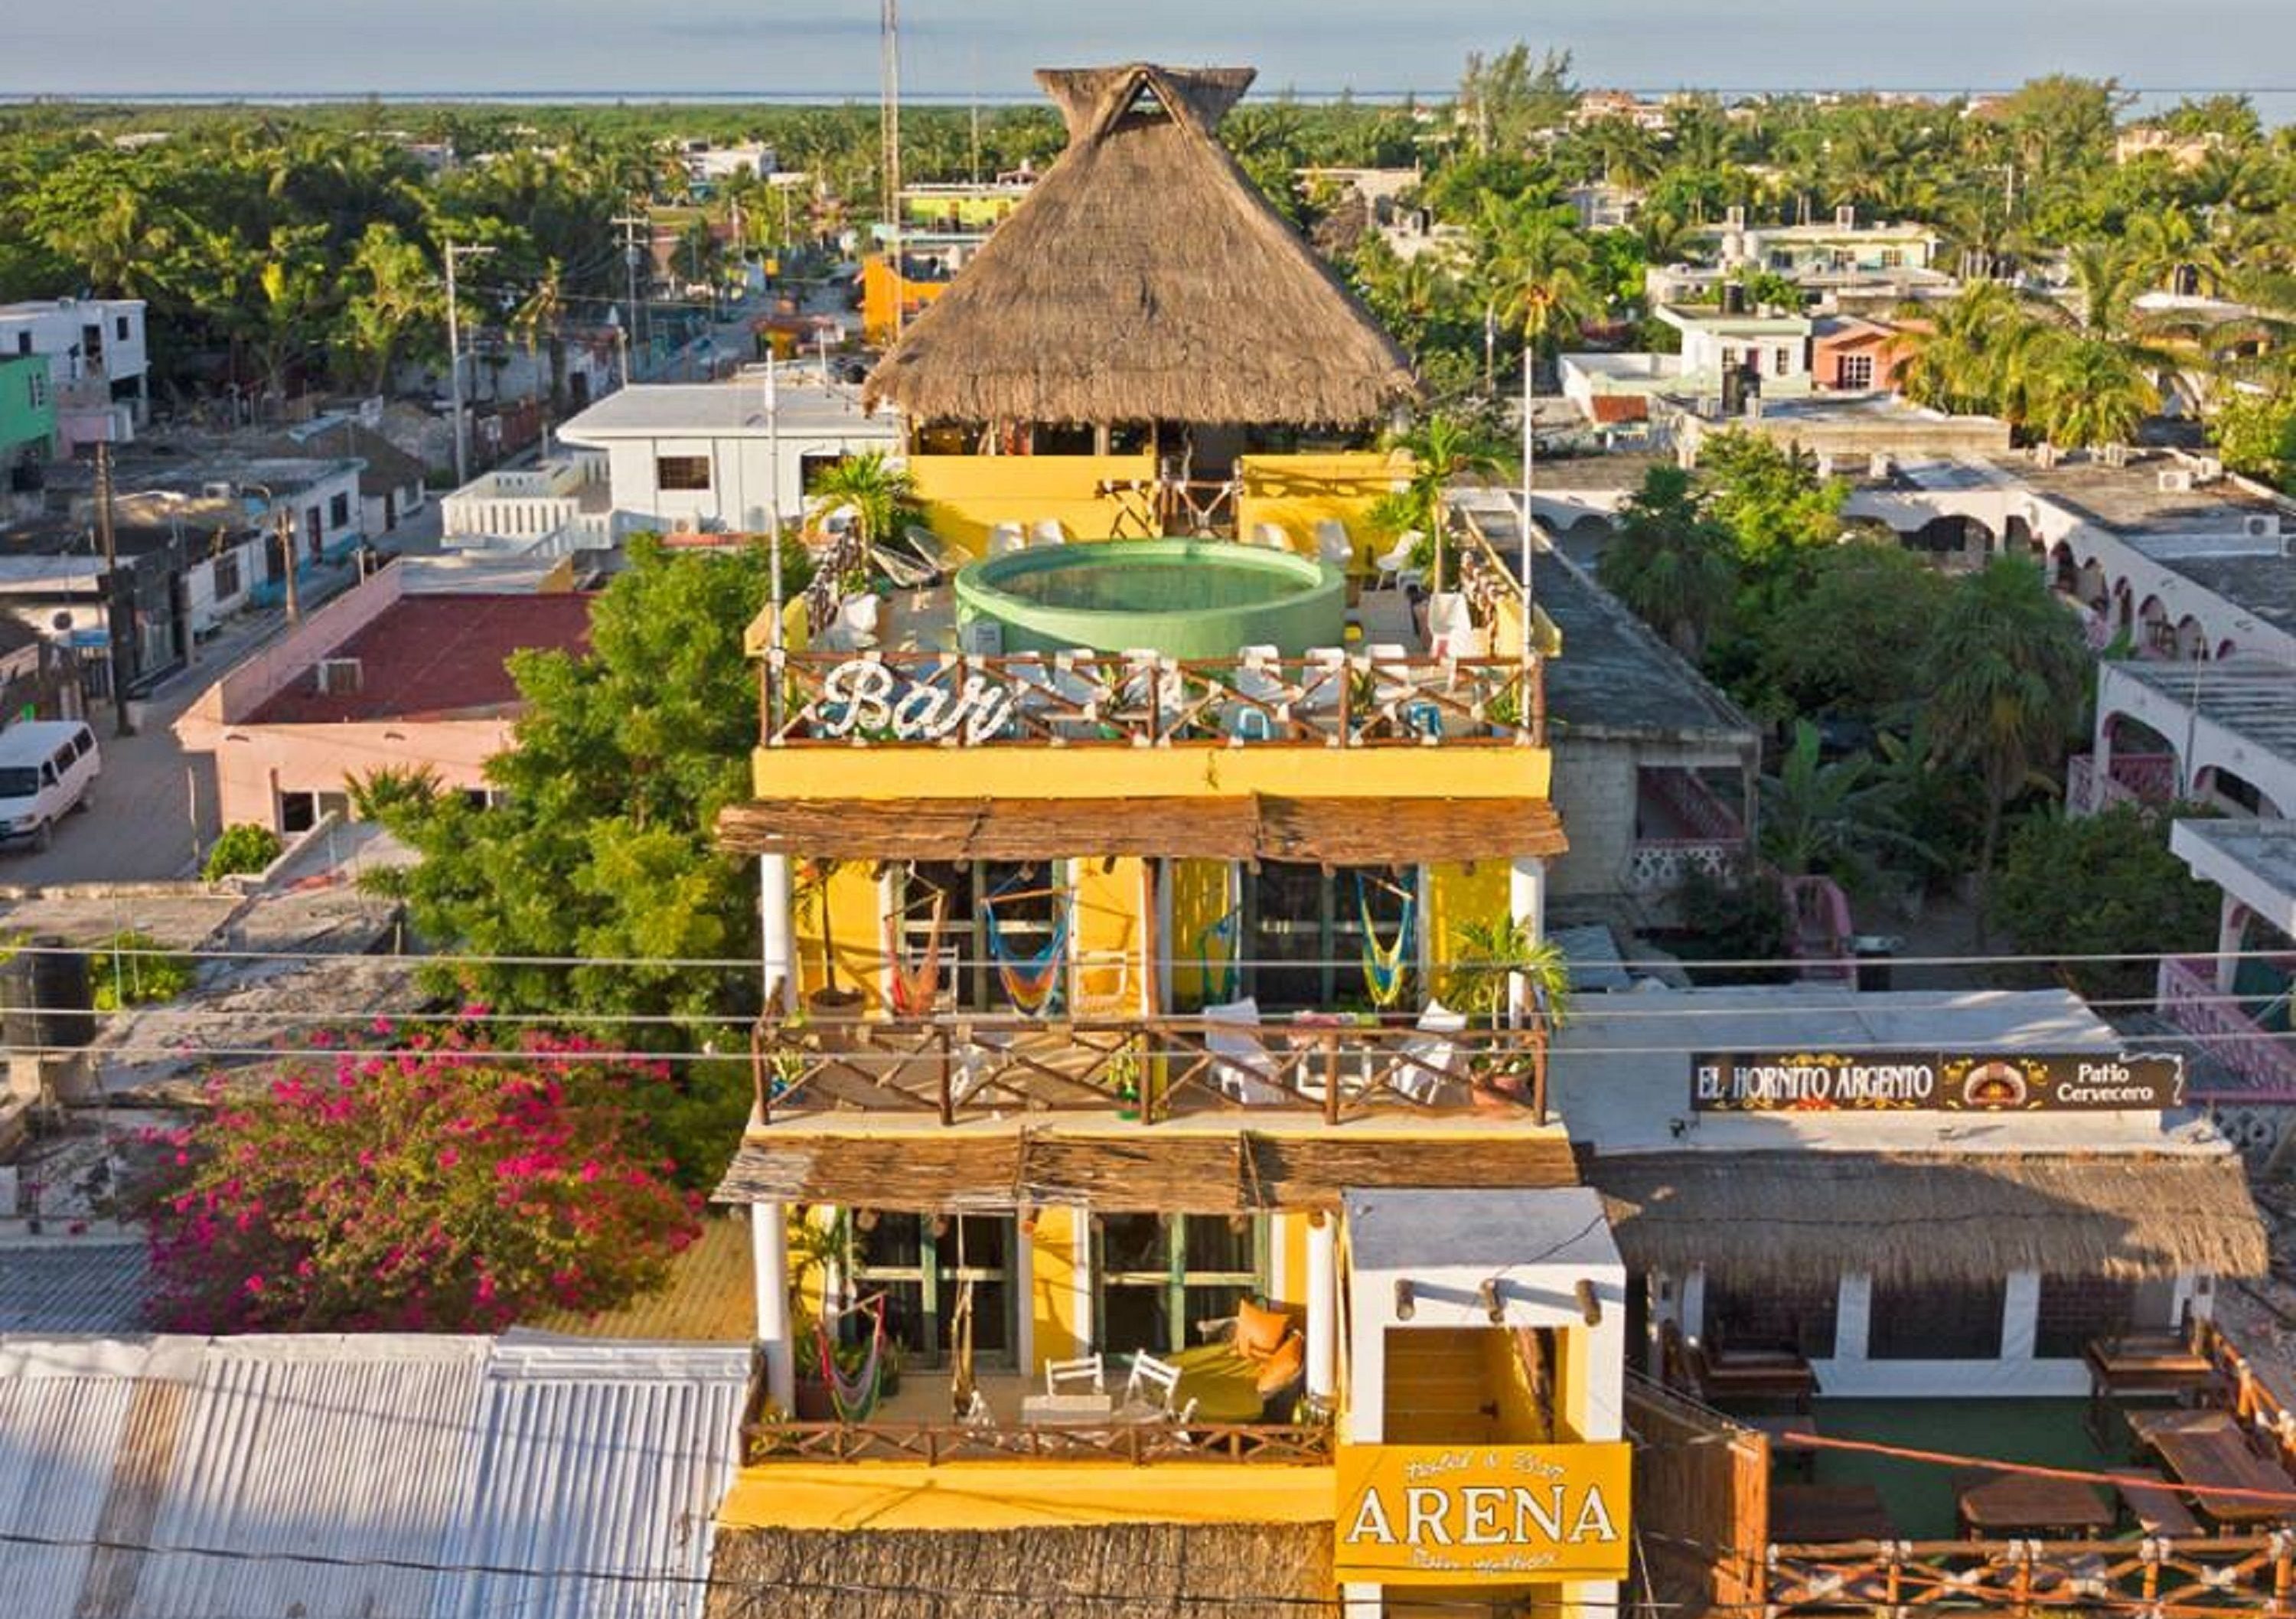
[[142, 1022, 703, 1333]]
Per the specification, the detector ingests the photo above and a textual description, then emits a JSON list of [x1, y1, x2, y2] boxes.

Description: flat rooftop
[[556, 380, 899, 442], [1551, 984, 2215, 1157], [1535, 544, 1759, 744], [2172, 816, 2296, 926], [248, 592, 592, 724], [1991, 451, 2285, 535], [2109, 656, 2296, 762]]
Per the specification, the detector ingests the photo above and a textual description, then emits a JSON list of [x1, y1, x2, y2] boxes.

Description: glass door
[[1094, 1213, 1264, 1356], [848, 1213, 1016, 1367]]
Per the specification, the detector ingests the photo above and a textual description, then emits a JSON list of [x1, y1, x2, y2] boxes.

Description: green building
[[0, 354, 56, 475]]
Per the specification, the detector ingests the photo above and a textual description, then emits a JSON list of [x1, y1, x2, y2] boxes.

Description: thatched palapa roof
[[707, 1521, 1330, 1619], [862, 63, 1417, 427], [1590, 1151, 2268, 1287]]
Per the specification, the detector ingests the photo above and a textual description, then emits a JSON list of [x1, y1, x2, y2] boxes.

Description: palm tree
[[2030, 335, 2159, 449], [1376, 413, 1508, 589], [1759, 721, 1935, 895], [1919, 557, 2092, 942], [510, 259, 569, 449], [807, 451, 919, 574], [1595, 465, 1737, 660]]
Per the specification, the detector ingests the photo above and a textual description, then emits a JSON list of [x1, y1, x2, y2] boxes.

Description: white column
[[2217, 898, 2246, 995], [2001, 1269, 2042, 1365], [752, 1200, 795, 1414], [1508, 856, 1548, 1020], [1306, 1215, 1339, 1400], [760, 854, 796, 1017]]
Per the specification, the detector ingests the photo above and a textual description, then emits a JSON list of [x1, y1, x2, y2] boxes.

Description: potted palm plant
[[794, 859, 866, 1036], [1445, 916, 1573, 1106]]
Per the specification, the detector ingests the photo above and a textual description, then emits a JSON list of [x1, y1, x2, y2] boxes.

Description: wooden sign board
[[1691, 1050, 2185, 1113], [1334, 1442, 1632, 1585]]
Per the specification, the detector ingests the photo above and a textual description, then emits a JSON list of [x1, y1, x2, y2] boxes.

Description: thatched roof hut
[[862, 63, 1417, 429], [706, 1521, 1330, 1619], [1590, 1151, 2268, 1288]]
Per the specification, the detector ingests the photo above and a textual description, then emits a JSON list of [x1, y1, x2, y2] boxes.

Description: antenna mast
[[880, 0, 904, 339]]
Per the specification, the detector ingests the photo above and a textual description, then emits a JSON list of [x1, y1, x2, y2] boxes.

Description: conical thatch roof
[[863, 63, 1417, 428]]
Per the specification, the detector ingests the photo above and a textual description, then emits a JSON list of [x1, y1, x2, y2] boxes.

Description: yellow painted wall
[[757, 744, 1551, 805], [1071, 857, 1144, 1015], [1027, 1206, 1088, 1376], [791, 1204, 838, 1324], [908, 453, 1158, 550], [1234, 451, 1412, 568], [1269, 1210, 1313, 1314], [1552, 1323, 1588, 1444], [794, 862, 891, 1010], [1482, 1328, 1557, 1444], [861, 255, 951, 344], [1169, 859, 1237, 1010], [1423, 859, 1514, 1004]]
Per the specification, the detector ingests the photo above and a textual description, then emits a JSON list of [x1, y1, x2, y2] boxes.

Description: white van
[[0, 721, 100, 851]]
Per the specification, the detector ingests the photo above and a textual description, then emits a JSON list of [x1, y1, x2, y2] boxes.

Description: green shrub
[[204, 823, 283, 880], [93, 930, 194, 1010]]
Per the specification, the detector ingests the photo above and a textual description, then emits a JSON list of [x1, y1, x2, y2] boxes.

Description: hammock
[[1192, 905, 1243, 1006], [1356, 871, 1417, 1009], [817, 1293, 890, 1423], [986, 883, 1068, 1017], [886, 888, 951, 1016]]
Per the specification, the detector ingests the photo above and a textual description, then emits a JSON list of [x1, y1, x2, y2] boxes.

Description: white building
[[680, 140, 776, 185], [554, 379, 899, 535], [0, 298, 150, 447]]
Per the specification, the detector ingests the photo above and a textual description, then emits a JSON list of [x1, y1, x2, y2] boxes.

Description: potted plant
[[784, 1209, 851, 1421], [794, 860, 866, 1036], [1444, 916, 1574, 1105]]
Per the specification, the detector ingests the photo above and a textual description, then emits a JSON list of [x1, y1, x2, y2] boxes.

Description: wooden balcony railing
[[762, 648, 1545, 749], [743, 1416, 1332, 1466], [748, 1013, 1551, 1126]]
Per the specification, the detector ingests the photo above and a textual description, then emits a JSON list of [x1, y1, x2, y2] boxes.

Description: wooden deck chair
[[1393, 998, 1468, 1103], [1045, 1353, 1106, 1395]]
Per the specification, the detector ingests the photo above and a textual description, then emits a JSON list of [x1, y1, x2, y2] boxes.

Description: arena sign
[[1691, 1050, 2185, 1113], [1334, 1443, 1632, 1585]]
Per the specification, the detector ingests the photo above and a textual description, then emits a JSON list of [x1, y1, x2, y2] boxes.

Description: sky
[[5, 0, 2296, 103]]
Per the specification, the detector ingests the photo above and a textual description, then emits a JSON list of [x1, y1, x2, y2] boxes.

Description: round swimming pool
[[954, 538, 1346, 658]]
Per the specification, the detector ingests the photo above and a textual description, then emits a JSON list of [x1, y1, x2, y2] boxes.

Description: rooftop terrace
[[248, 593, 592, 724]]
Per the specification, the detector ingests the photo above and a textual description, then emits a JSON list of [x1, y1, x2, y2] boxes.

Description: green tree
[[1696, 432, 1848, 573], [1457, 44, 1576, 157], [1596, 465, 1737, 660], [1759, 721, 1934, 895], [2206, 387, 2296, 488], [383, 536, 809, 1029], [2030, 334, 2159, 449], [1919, 557, 2092, 939], [1754, 540, 1954, 721], [1994, 804, 2222, 999], [340, 221, 439, 392]]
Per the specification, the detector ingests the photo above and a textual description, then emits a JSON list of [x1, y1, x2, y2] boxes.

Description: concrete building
[[0, 354, 57, 481], [0, 298, 148, 448], [174, 561, 593, 833]]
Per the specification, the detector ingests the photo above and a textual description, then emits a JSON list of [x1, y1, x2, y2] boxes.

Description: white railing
[[1625, 839, 1744, 893]]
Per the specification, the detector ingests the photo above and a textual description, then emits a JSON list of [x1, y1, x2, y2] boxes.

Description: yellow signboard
[[1335, 1443, 1632, 1585]]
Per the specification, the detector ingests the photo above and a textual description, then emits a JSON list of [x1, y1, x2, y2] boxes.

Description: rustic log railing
[[762, 648, 1544, 749], [1765, 1533, 2296, 1614], [742, 1416, 1333, 1466], [748, 1012, 1551, 1126]]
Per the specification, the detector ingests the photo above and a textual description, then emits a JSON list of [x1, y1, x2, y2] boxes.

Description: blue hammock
[[985, 883, 1068, 1016]]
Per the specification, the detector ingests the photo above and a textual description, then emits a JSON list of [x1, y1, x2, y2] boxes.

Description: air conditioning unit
[[2244, 514, 2281, 540], [2158, 468, 2194, 494], [2031, 443, 2060, 469], [201, 481, 236, 501], [1835, 204, 1857, 229], [314, 657, 364, 695], [2193, 457, 2225, 484]]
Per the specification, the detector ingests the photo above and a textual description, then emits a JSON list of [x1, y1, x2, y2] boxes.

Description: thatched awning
[[716, 1128, 1578, 1214], [862, 63, 1417, 427], [716, 795, 1566, 864], [708, 1521, 1330, 1619], [1590, 1151, 2268, 1286]]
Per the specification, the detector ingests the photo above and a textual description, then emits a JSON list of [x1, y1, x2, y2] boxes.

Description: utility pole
[[881, 0, 904, 339], [442, 238, 494, 487], [92, 441, 135, 738], [276, 505, 300, 626], [615, 214, 649, 377]]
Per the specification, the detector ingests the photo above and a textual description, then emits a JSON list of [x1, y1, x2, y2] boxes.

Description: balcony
[[764, 645, 1544, 749], [2157, 955, 2296, 1097], [439, 454, 612, 555], [2066, 752, 2180, 818], [750, 1012, 1552, 1127], [1628, 765, 1751, 896]]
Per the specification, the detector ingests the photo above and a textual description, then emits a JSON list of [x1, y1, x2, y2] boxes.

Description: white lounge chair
[[1225, 643, 1286, 742], [818, 593, 882, 652], [1249, 521, 1292, 551], [987, 522, 1027, 557], [1201, 997, 1290, 1105], [904, 524, 970, 574], [1425, 592, 1484, 658], [1315, 518, 1354, 571], [1030, 519, 1068, 547], [1299, 646, 1349, 724], [1045, 1353, 1106, 1396], [1373, 530, 1425, 591], [1394, 998, 1468, 1104]]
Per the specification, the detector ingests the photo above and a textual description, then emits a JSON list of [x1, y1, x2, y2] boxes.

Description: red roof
[[249, 594, 594, 725], [1590, 395, 1649, 425]]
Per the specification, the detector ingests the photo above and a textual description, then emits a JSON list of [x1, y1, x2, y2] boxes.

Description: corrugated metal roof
[[0, 1333, 749, 1619], [0, 1242, 152, 1332]]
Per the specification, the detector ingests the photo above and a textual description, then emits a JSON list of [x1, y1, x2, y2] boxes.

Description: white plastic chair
[[1249, 521, 1292, 552], [1373, 530, 1425, 591], [1225, 643, 1285, 742], [987, 522, 1027, 557], [1201, 997, 1290, 1105], [1045, 1353, 1107, 1395], [1315, 518, 1353, 571], [819, 593, 882, 652], [1299, 646, 1349, 723], [1123, 1351, 1185, 1416], [1030, 518, 1068, 547]]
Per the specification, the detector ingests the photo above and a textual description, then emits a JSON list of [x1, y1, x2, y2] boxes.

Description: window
[[1773, 345, 1793, 377], [656, 455, 713, 491], [2034, 1275, 2173, 1360], [115, 315, 130, 341], [1097, 1213, 1264, 1356], [26, 373, 45, 410], [1838, 353, 1875, 390], [12, 333, 28, 356], [328, 492, 350, 530], [210, 550, 241, 601], [1867, 1278, 2006, 1360], [1705, 1275, 1838, 1360]]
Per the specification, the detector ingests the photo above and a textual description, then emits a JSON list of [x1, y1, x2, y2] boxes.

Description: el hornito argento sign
[[1691, 1050, 2186, 1113]]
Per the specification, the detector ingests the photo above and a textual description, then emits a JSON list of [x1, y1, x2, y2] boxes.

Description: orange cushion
[[1235, 1299, 1290, 1361], [1254, 1331, 1306, 1395]]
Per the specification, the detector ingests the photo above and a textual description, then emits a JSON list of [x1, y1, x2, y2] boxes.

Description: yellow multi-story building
[[708, 62, 1629, 1619]]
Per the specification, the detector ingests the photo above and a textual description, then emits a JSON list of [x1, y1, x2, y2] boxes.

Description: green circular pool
[[954, 538, 1346, 658]]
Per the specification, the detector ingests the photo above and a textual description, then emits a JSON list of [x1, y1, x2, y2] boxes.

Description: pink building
[[176, 564, 592, 834]]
